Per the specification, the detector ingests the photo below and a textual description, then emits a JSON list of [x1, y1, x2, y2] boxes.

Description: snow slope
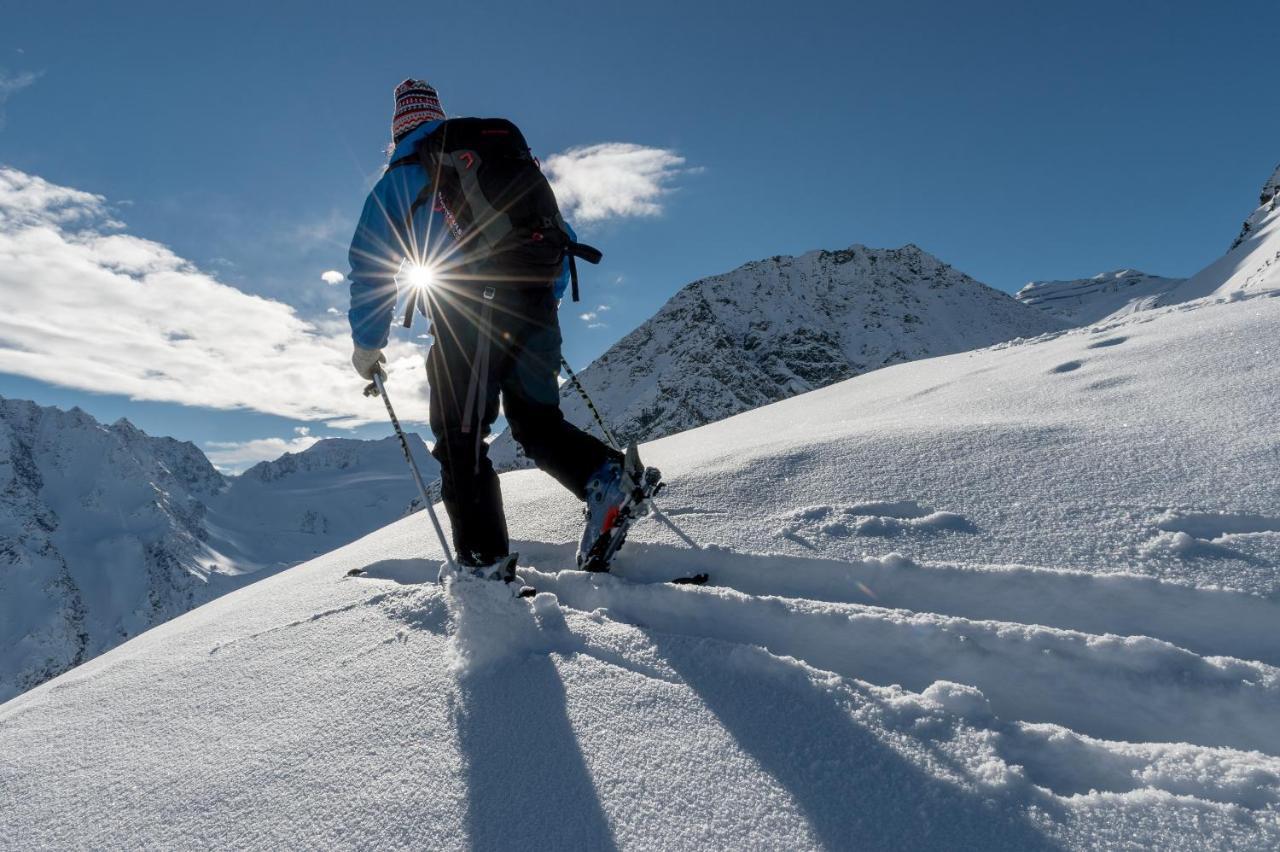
[[1015, 269, 1183, 326], [492, 243, 1063, 463], [0, 406, 436, 703], [1159, 163, 1280, 306], [4, 290, 1278, 850]]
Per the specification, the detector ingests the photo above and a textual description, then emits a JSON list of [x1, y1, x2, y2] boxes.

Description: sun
[[404, 262, 434, 290]]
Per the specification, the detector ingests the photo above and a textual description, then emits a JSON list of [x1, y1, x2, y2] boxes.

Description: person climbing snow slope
[[346, 78, 650, 585]]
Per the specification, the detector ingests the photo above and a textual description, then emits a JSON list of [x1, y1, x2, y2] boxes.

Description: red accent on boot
[[602, 505, 621, 534]]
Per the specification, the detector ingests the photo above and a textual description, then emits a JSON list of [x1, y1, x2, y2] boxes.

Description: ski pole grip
[[364, 369, 387, 398]]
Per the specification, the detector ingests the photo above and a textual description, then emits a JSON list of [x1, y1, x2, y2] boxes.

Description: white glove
[[352, 346, 386, 381]]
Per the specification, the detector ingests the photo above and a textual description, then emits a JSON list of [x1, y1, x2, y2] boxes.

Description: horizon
[[2, 0, 1278, 470]]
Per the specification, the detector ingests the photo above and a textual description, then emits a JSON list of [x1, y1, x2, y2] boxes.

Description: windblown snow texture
[[0, 412, 435, 702], [492, 243, 1064, 462], [3, 273, 1279, 849]]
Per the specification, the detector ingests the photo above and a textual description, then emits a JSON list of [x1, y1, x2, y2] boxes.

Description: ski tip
[[671, 573, 710, 586], [517, 585, 538, 599], [345, 567, 366, 578]]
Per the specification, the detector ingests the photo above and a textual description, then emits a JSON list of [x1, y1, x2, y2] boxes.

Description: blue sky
[[1, 0, 1277, 469]]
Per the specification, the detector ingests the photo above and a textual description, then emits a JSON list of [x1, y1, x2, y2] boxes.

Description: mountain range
[[4, 159, 1277, 704], [0, 402, 434, 703], [6, 189, 1279, 847]]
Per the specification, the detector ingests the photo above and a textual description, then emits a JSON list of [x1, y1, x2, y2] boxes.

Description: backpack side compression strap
[[564, 241, 603, 302]]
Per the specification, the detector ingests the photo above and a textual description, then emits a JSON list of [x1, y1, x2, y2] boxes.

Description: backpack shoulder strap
[[383, 125, 452, 232]]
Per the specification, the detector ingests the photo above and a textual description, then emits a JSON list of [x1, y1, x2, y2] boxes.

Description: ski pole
[[559, 356, 701, 551], [365, 371, 457, 569], [559, 355, 619, 450]]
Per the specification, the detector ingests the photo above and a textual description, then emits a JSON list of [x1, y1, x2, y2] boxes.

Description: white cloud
[[596, 304, 611, 312], [204, 434, 322, 473], [0, 166, 429, 428], [544, 143, 688, 223], [579, 311, 597, 322], [321, 269, 345, 285]]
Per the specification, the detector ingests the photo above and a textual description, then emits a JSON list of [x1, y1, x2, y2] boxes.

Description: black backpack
[[389, 117, 601, 303]]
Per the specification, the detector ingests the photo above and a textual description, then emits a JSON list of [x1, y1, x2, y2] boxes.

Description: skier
[[346, 79, 648, 585]]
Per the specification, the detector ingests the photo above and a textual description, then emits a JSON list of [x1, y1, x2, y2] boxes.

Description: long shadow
[[646, 631, 1063, 851], [455, 652, 618, 851]]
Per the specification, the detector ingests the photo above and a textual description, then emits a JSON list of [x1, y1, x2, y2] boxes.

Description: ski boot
[[450, 553, 535, 597], [577, 444, 664, 573]]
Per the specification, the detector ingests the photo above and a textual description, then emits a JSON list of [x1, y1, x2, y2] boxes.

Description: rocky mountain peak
[[491, 242, 1064, 465]]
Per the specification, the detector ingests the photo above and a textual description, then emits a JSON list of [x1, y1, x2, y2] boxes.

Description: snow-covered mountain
[[1015, 162, 1280, 328], [494, 243, 1064, 462], [0, 401, 435, 703], [0, 400, 229, 703], [1015, 269, 1183, 326], [1158, 162, 1280, 305], [207, 435, 435, 569], [5, 285, 1277, 849]]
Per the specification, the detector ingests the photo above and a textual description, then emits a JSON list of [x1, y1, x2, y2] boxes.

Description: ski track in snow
[[514, 555, 1280, 756]]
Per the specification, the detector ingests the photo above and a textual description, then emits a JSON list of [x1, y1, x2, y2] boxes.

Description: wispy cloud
[[204, 433, 321, 473], [0, 69, 40, 128], [291, 209, 351, 248], [544, 143, 689, 223], [0, 167, 428, 427]]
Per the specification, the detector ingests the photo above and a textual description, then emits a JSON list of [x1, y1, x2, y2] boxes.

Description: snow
[[3, 285, 1279, 849], [0, 410, 437, 702], [1015, 269, 1183, 326], [492, 242, 1063, 466], [206, 435, 438, 568], [1146, 163, 1280, 309], [1017, 165, 1280, 328], [1163, 191, 1280, 304]]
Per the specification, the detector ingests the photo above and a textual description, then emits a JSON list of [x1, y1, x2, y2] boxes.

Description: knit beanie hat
[[392, 79, 445, 143]]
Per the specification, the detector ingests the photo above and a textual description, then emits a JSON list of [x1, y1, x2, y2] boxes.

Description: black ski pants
[[426, 279, 620, 565]]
